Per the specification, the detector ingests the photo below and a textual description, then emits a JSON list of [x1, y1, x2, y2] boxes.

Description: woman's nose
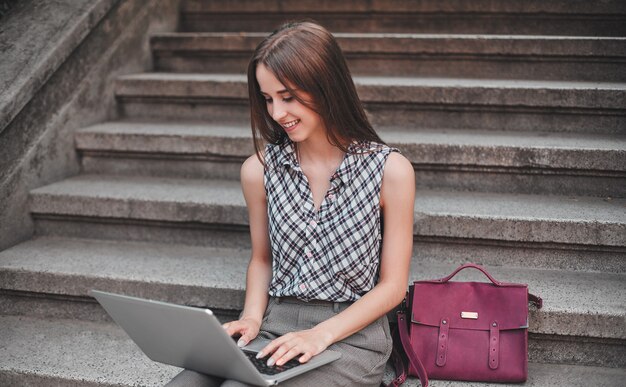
[[271, 102, 287, 121]]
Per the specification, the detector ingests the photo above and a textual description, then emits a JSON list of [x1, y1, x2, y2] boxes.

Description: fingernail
[[237, 338, 246, 347], [267, 358, 275, 367], [255, 351, 264, 359]]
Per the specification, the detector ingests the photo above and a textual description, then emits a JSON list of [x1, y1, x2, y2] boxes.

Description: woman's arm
[[260, 152, 415, 366], [223, 154, 273, 347]]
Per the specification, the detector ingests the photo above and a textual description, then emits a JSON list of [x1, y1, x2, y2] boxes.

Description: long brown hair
[[247, 21, 385, 162]]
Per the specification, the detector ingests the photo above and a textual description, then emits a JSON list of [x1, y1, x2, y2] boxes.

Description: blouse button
[[306, 251, 313, 258], [299, 283, 307, 291], [309, 220, 317, 228], [327, 194, 335, 201]]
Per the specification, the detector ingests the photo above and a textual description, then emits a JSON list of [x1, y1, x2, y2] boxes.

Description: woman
[[169, 21, 414, 386]]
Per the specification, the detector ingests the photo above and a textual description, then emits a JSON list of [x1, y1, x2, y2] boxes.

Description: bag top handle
[[437, 263, 503, 286], [430, 263, 543, 309]]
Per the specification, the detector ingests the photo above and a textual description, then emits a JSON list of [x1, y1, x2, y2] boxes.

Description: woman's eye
[[283, 96, 293, 102], [264, 98, 272, 104]]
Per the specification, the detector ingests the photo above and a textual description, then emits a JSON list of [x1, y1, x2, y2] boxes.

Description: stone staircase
[[1, 0, 625, 385]]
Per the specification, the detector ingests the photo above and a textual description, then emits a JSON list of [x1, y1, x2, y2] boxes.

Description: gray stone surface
[[0, 315, 181, 386], [0, 0, 117, 134], [0, 0, 181, 251], [413, 239, 626, 274], [0, 237, 624, 340], [76, 121, 254, 157], [29, 174, 626, 247], [75, 122, 626, 171], [1, 314, 623, 387], [34, 213, 252, 249], [412, 190, 626, 247], [30, 174, 248, 226], [113, 73, 626, 133], [152, 33, 626, 81], [116, 73, 626, 110], [381, 362, 626, 387], [152, 32, 626, 57], [180, 0, 626, 14], [0, 236, 248, 310], [180, 0, 626, 36], [73, 122, 626, 197], [529, 333, 626, 368]]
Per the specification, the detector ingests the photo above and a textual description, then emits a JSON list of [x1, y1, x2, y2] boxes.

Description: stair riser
[[1, 291, 623, 368], [0, 287, 241, 322], [79, 154, 626, 198], [34, 217, 252, 250], [0, 291, 239, 324], [155, 54, 626, 82], [116, 98, 626, 135], [0, 372, 109, 387], [30, 195, 626, 247], [414, 240, 626, 274], [81, 155, 243, 180], [30, 217, 625, 274], [180, 14, 626, 36], [179, 0, 626, 37], [529, 335, 626, 369], [365, 104, 626, 135], [75, 131, 626, 172], [116, 77, 626, 110]]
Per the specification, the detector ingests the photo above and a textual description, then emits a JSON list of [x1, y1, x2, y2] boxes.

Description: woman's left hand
[[258, 327, 334, 366]]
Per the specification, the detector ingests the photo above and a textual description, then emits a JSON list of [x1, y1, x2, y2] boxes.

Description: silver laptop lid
[[90, 290, 340, 386]]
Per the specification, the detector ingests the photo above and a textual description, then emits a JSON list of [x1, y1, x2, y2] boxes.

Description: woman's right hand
[[223, 317, 261, 347]]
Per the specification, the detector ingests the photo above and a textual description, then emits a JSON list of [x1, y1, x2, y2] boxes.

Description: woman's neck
[[296, 135, 346, 170]]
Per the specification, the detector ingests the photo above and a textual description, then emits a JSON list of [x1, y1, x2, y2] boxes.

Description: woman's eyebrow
[[260, 89, 292, 95]]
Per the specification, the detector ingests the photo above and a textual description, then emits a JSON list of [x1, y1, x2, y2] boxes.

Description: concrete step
[[151, 32, 626, 81], [75, 121, 626, 197], [28, 174, 626, 273], [179, 0, 626, 36], [29, 174, 626, 247], [0, 315, 181, 387], [0, 314, 623, 387], [114, 73, 626, 134], [383, 364, 626, 387], [0, 237, 624, 368]]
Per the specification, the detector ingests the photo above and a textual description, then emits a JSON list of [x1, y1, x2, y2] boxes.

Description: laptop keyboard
[[244, 351, 302, 375]]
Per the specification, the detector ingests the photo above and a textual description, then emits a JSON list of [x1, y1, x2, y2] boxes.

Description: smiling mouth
[[282, 119, 300, 129]]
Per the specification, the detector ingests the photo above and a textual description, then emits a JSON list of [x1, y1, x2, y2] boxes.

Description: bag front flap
[[410, 281, 529, 331]]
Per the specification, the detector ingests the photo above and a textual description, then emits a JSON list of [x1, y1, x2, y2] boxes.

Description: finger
[[268, 342, 298, 366], [225, 321, 246, 337], [298, 352, 313, 363], [259, 334, 291, 358], [238, 332, 258, 348], [277, 347, 302, 366]]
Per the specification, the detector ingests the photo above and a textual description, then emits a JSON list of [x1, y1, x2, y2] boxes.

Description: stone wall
[[0, 0, 181, 250]]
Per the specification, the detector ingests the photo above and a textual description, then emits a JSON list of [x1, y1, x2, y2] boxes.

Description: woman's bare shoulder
[[383, 151, 414, 181], [241, 153, 265, 187], [381, 151, 415, 206]]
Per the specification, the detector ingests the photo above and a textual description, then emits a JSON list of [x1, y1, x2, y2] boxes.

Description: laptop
[[90, 290, 341, 386]]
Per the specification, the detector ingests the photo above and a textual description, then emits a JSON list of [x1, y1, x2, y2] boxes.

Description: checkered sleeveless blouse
[[264, 139, 399, 302]]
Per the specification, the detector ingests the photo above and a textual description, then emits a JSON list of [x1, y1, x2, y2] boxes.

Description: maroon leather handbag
[[387, 263, 542, 386]]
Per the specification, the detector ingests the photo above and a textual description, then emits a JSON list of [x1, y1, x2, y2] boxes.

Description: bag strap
[[397, 311, 429, 386], [385, 333, 407, 387]]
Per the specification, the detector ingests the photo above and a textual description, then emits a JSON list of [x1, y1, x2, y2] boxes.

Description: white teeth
[[283, 119, 300, 128]]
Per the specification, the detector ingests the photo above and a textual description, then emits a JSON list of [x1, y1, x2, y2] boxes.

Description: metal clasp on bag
[[461, 311, 478, 319]]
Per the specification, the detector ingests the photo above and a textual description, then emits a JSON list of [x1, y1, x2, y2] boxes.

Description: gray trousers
[[166, 297, 393, 387]]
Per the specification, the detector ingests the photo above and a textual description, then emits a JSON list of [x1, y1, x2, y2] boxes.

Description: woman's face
[[256, 63, 326, 144]]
